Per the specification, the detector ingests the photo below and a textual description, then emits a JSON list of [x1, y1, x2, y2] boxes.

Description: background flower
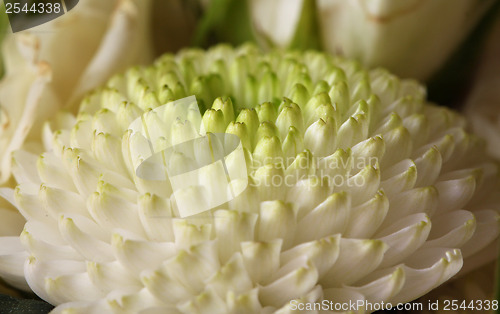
[[462, 19, 500, 304], [0, 45, 498, 313], [465, 17, 500, 160], [0, 0, 156, 301], [196, 0, 498, 80], [0, 0, 155, 186]]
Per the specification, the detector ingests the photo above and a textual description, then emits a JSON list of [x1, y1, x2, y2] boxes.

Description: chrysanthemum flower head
[[0, 44, 499, 313]]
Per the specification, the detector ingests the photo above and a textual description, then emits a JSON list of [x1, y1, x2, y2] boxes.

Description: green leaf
[[287, 0, 322, 50], [193, 0, 256, 48], [0, 1, 10, 77], [193, 0, 323, 51], [0, 294, 54, 314]]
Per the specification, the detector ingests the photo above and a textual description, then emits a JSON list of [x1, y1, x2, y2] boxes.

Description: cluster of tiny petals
[[2, 44, 500, 313]]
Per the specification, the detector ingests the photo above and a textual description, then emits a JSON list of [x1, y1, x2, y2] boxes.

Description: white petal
[[424, 210, 475, 248], [380, 126, 412, 169], [141, 267, 194, 305], [460, 209, 500, 258], [91, 132, 128, 174], [37, 153, 76, 191], [105, 289, 164, 313], [344, 190, 388, 238], [87, 261, 142, 294], [21, 222, 81, 261], [58, 216, 113, 263], [44, 272, 105, 304], [284, 151, 316, 185], [380, 159, 417, 196], [63, 149, 99, 198], [259, 258, 318, 307], [304, 118, 336, 157], [274, 285, 324, 314], [172, 219, 211, 250], [334, 165, 380, 206], [321, 238, 387, 287], [241, 240, 282, 285], [295, 192, 350, 242], [317, 148, 352, 179], [390, 248, 463, 304], [287, 177, 331, 220], [214, 210, 258, 263], [373, 113, 402, 135], [178, 287, 227, 314], [25, 257, 87, 304], [228, 176, 260, 214], [381, 186, 438, 228], [337, 116, 367, 149], [71, 117, 94, 152], [162, 242, 220, 292], [413, 147, 442, 187], [226, 288, 263, 314], [377, 213, 431, 268], [88, 189, 146, 237], [253, 164, 287, 201], [402, 114, 429, 149], [350, 136, 385, 174], [13, 187, 51, 223], [111, 232, 176, 274], [257, 201, 297, 249], [207, 253, 253, 298], [281, 235, 341, 277], [413, 134, 455, 163], [350, 267, 405, 304], [0, 237, 29, 290], [11, 150, 42, 185], [40, 185, 88, 219], [435, 175, 476, 213]]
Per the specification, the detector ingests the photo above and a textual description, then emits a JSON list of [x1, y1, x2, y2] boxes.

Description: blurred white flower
[[0, 45, 499, 313], [314, 0, 494, 80], [465, 17, 500, 160], [0, 0, 155, 295], [0, 0, 155, 186], [206, 0, 496, 80]]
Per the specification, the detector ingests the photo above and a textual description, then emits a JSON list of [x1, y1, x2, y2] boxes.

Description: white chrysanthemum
[[1, 45, 499, 313]]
